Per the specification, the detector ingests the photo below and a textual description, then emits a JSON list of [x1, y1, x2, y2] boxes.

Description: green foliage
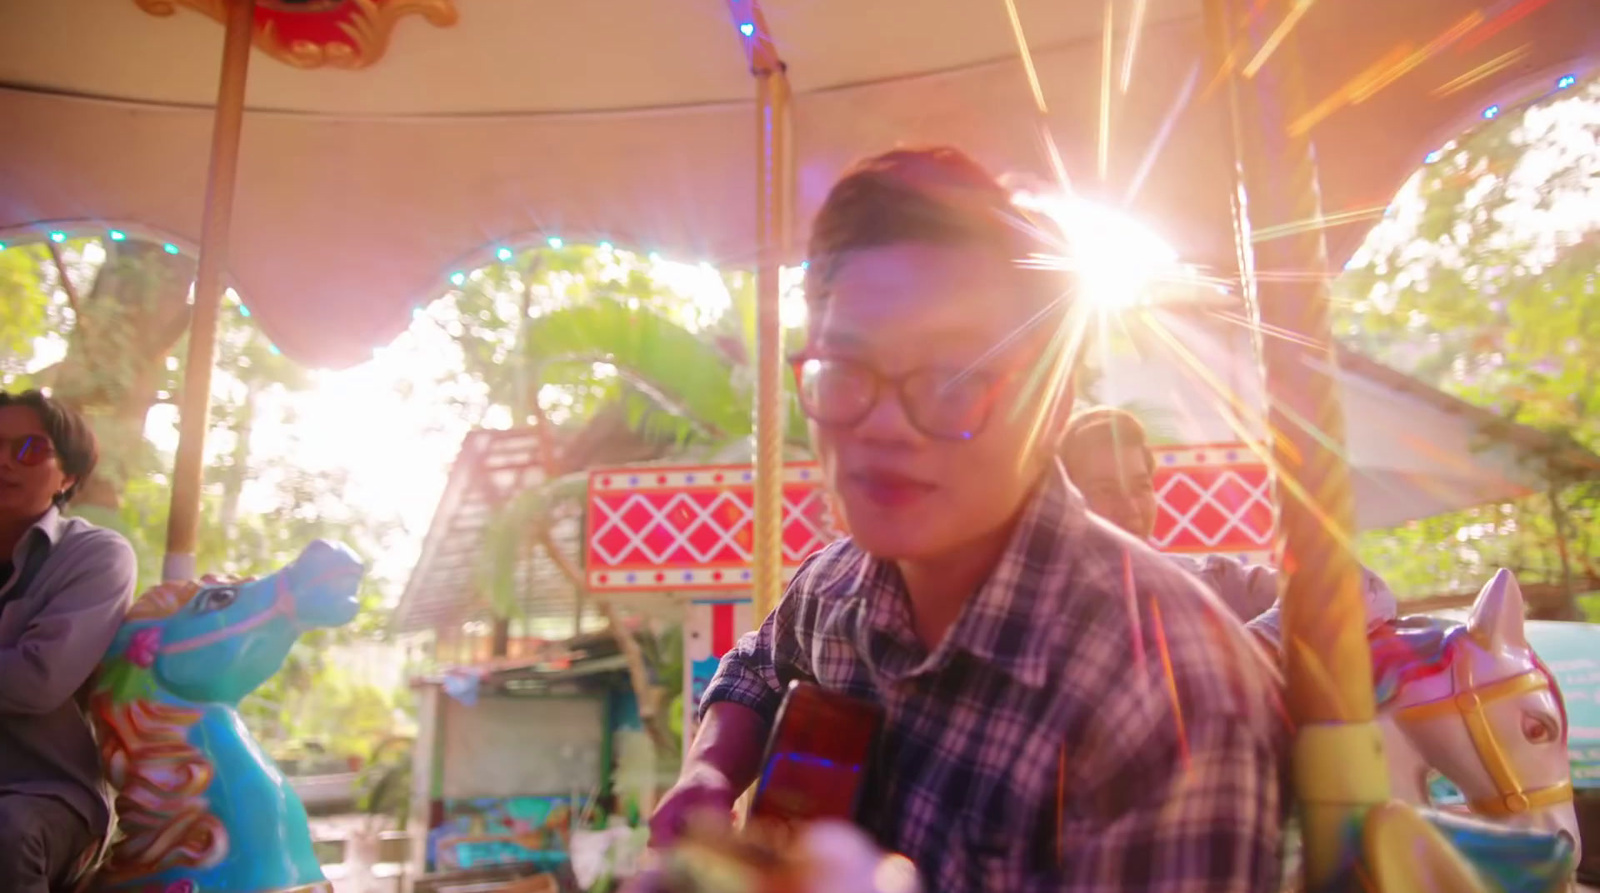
[[1337, 75, 1600, 599], [2, 235, 408, 750]]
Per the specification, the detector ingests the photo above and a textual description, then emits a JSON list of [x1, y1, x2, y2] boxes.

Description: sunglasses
[[1, 435, 55, 467]]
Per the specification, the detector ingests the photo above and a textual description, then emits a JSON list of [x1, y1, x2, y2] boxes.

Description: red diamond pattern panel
[[588, 447, 1277, 593]]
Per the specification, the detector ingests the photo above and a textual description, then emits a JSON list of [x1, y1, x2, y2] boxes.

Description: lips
[[846, 468, 937, 510]]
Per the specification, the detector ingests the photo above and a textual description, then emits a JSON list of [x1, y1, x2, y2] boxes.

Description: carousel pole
[[162, 0, 256, 582], [1202, 0, 1387, 886], [743, 3, 792, 622]]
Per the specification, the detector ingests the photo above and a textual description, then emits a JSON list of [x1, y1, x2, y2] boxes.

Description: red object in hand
[[750, 682, 882, 826]]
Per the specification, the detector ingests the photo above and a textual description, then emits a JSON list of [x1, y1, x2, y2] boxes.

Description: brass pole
[[1202, 0, 1387, 886], [162, 0, 256, 581], [751, 62, 792, 621]]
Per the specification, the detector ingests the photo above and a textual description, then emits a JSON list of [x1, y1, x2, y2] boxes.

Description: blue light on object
[[449, 271, 466, 286], [1424, 150, 1443, 163], [108, 230, 127, 241], [1557, 75, 1577, 89], [238, 304, 251, 317], [739, 22, 754, 36], [496, 247, 513, 262], [48, 231, 65, 243], [1483, 105, 1500, 119], [163, 243, 180, 255], [547, 236, 563, 249]]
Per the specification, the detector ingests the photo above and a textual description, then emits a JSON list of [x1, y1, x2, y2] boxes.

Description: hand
[[649, 766, 738, 848]]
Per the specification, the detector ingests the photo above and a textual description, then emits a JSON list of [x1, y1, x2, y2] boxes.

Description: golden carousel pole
[[162, 0, 257, 582], [741, 1, 792, 625], [1202, 0, 1388, 886]]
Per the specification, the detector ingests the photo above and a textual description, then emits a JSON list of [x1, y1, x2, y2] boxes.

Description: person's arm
[[689, 556, 823, 789], [0, 530, 136, 715], [1246, 564, 1398, 648], [1059, 712, 1285, 892]]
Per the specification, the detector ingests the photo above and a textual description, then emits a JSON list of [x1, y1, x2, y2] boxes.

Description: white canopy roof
[[1, 0, 1595, 366]]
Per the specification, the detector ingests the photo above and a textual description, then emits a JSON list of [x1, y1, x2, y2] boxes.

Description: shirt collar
[[7, 505, 63, 561], [847, 460, 1089, 688]]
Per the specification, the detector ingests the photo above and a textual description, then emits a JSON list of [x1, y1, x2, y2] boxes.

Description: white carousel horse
[[1374, 568, 1580, 852]]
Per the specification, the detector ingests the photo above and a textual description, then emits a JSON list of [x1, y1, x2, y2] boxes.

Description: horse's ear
[[1467, 568, 1529, 651]]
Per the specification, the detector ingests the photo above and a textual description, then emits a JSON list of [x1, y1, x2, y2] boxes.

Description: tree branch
[[45, 241, 86, 337]]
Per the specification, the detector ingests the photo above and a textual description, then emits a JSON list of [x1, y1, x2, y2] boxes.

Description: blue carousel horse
[[84, 540, 364, 893]]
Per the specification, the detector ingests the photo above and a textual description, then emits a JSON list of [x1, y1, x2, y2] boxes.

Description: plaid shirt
[[702, 462, 1289, 893]]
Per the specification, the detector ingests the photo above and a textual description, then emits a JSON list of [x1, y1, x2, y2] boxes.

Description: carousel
[[2, 0, 1599, 891]]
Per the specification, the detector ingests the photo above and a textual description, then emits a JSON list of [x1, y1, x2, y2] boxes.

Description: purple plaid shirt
[[702, 462, 1289, 892]]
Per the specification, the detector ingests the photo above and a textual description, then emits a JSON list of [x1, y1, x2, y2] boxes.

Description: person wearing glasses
[[1057, 406, 1397, 648], [0, 390, 136, 893], [647, 149, 1288, 892]]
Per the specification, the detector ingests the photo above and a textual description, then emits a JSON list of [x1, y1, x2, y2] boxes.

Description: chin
[[842, 520, 942, 562]]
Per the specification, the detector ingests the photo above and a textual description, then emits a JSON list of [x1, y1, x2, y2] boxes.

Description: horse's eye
[[1521, 711, 1558, 744], [197, 587, 239, 613]]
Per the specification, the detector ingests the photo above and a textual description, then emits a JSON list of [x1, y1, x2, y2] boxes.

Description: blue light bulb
[[450, 271, 466, 287], [1424, 150, 1443, 163], [547, 236, 563, 249], [1557, 75, 1576, 89], [108, 230, 127, 241], [239, 304, 251, 317], [1483, 105, 1500, 119], [163, 243, 180, 255], [48, 231, 65, 243], [739, 22, 754, 37]]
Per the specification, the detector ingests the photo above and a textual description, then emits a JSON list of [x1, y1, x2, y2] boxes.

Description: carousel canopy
[[1, 0, 1596, 367]]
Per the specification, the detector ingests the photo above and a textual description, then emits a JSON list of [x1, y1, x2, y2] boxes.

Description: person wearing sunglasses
[[0, 390, 136, 893], [1058, 406, 1397, 648], [648, 149, 1288, 892]]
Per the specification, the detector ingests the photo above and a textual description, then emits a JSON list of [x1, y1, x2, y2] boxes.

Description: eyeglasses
[[790, 354, 1017, 441], [0, 435, 55, 467]]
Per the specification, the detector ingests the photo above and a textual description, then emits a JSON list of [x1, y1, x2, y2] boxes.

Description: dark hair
[[0, 389, 99, 506], [802, 146, 1059, 316], [1060, 406, 1153, 475]]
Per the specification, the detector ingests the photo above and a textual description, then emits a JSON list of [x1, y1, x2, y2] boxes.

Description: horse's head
[[1387, 569, 1579, 852], [115, 539, 365, 705]]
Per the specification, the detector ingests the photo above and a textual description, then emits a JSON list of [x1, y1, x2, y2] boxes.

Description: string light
[[238, 304, 251, 317], [495, 247, 513, 262], [449, 271, 466, 287], [1483, 105, 1500, 119], [739, 22, 754, 36], [599, 241, 614, 251], [48, 231, 65, 243], [163, 243, 180, 255], [108, 230, 127, 241], [547, 236, 563, 249], [0, 242, 7, 252], [1557, 75, 1577, 89], [1424, 150, 1444, 163]]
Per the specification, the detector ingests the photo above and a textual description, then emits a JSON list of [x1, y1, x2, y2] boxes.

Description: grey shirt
[[1167, 552, 1399, 645], [0, 507, 136, 835]]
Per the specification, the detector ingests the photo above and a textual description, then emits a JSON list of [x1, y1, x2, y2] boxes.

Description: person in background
[[1058, 405, 1398, 646], [0, 390, 137, 893], [648, 147, 1288, 892]]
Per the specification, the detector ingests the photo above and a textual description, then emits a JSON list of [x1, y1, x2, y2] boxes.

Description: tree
[[1, 234, 407, 749], [1336, 75, 1600, 608]]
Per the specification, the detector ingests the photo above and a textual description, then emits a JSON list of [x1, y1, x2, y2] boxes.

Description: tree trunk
[[44, 241, 196, 509]]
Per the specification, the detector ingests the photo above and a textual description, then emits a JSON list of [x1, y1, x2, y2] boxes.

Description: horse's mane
[[94, 579, 229, 878], [1369, 615, 1463, 710]]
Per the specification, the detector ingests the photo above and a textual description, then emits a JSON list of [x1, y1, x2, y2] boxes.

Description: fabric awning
[[2, 0, 1595, 367]]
